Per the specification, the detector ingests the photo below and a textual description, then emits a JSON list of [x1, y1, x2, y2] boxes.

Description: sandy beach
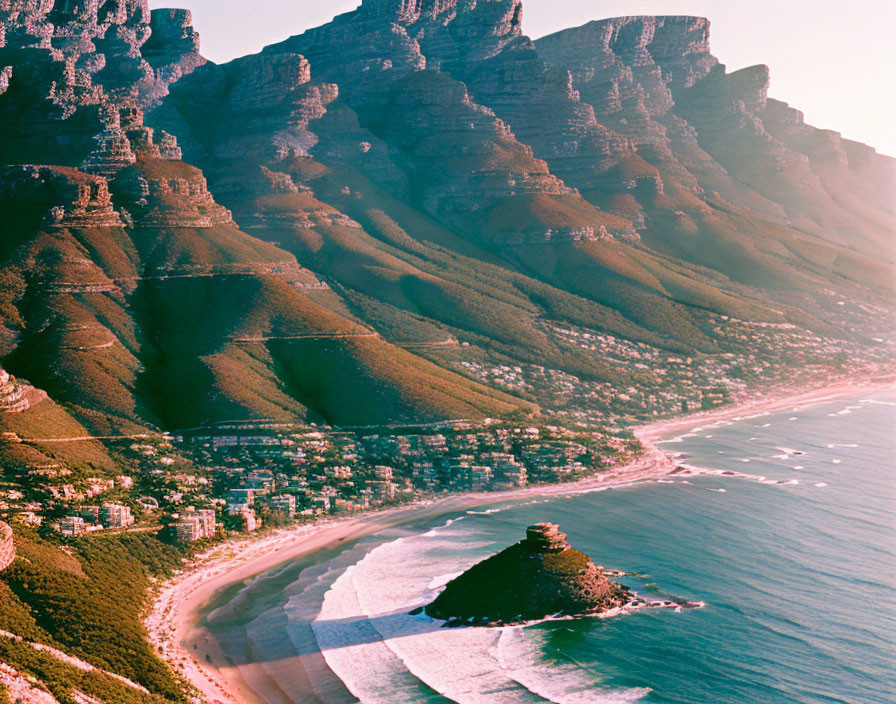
[[636, 377, 896, 443], [144, 376, 896, 704]]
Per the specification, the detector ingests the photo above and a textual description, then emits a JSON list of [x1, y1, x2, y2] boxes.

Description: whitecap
[[494, 628, 651, 704], [815, 483, 829, 488], [562, 486, 611, 497], [424, 518, 465, 537], [774, 447, 804, 456], [313, 526, 653, 704]]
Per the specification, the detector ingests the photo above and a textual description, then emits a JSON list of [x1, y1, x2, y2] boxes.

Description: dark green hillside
[[0, 527, 186, 703], [0, 158, 534, 443], [269, 335, 535, 425], [0, 393, 120, 473], [131, 271, 531, 427]]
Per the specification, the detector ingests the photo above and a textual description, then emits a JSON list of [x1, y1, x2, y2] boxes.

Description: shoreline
[[634, 377, 896, 443], [144, 376, 896, 704], [145, 445, 674, 704]]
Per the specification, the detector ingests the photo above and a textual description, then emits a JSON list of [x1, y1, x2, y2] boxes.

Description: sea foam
[[311, 520, 650, 703]]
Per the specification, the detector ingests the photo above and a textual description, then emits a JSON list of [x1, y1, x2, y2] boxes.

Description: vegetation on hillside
[[0, 528, 186, 703]]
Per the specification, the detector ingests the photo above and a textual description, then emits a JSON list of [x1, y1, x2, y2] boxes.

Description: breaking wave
[[309, 520, 651, 703]]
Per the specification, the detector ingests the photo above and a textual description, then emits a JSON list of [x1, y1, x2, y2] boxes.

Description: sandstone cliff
[[0, 1, 533, 438], [536, 15, 896, 254], [259, 0, 623, 242], [0, 0, 893, 457]]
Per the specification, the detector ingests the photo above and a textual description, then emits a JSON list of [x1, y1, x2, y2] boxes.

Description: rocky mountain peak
[[359, 0, 427, 22], [536, 15, 718, 93], [362, 0, 522, 25], [359, 0, 524, 67], [141, 8, 205, 104]]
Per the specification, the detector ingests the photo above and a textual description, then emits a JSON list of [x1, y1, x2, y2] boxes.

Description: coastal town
[[0, 307, 892, 547], [0, 419, 642, 545], [460, 312, 895, 427]]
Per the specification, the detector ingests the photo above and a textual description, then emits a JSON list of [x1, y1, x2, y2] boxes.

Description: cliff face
[[141, 8, 205, 104], [260, 0, 620, 240], [0, 0, 533, 440], [426, 524, 628, 625], [259, 3, 893, 270], [372, 0, 525, 69], [0, 1, 893, 464], [0, 0, 203, 172], [536, 16, 896, 253], [383, 5, 648, 217]]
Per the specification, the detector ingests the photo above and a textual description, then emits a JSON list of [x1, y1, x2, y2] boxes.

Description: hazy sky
[[148, 1, 895, 156]]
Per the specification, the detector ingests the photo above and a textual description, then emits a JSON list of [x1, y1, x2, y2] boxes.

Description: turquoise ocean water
[[308, 392, 896, 704]]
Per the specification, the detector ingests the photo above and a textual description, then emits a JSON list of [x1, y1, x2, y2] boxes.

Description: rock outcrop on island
[[425, 523, 630, 625]]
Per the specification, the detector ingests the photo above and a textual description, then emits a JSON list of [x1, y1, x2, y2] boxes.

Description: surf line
[[670, 465, 802, 487]]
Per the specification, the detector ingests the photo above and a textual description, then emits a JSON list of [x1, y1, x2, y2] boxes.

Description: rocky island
[[425, 523, 632, 626]]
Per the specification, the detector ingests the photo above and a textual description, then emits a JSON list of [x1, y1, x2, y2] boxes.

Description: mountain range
[[1, 0, 893, 474]]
